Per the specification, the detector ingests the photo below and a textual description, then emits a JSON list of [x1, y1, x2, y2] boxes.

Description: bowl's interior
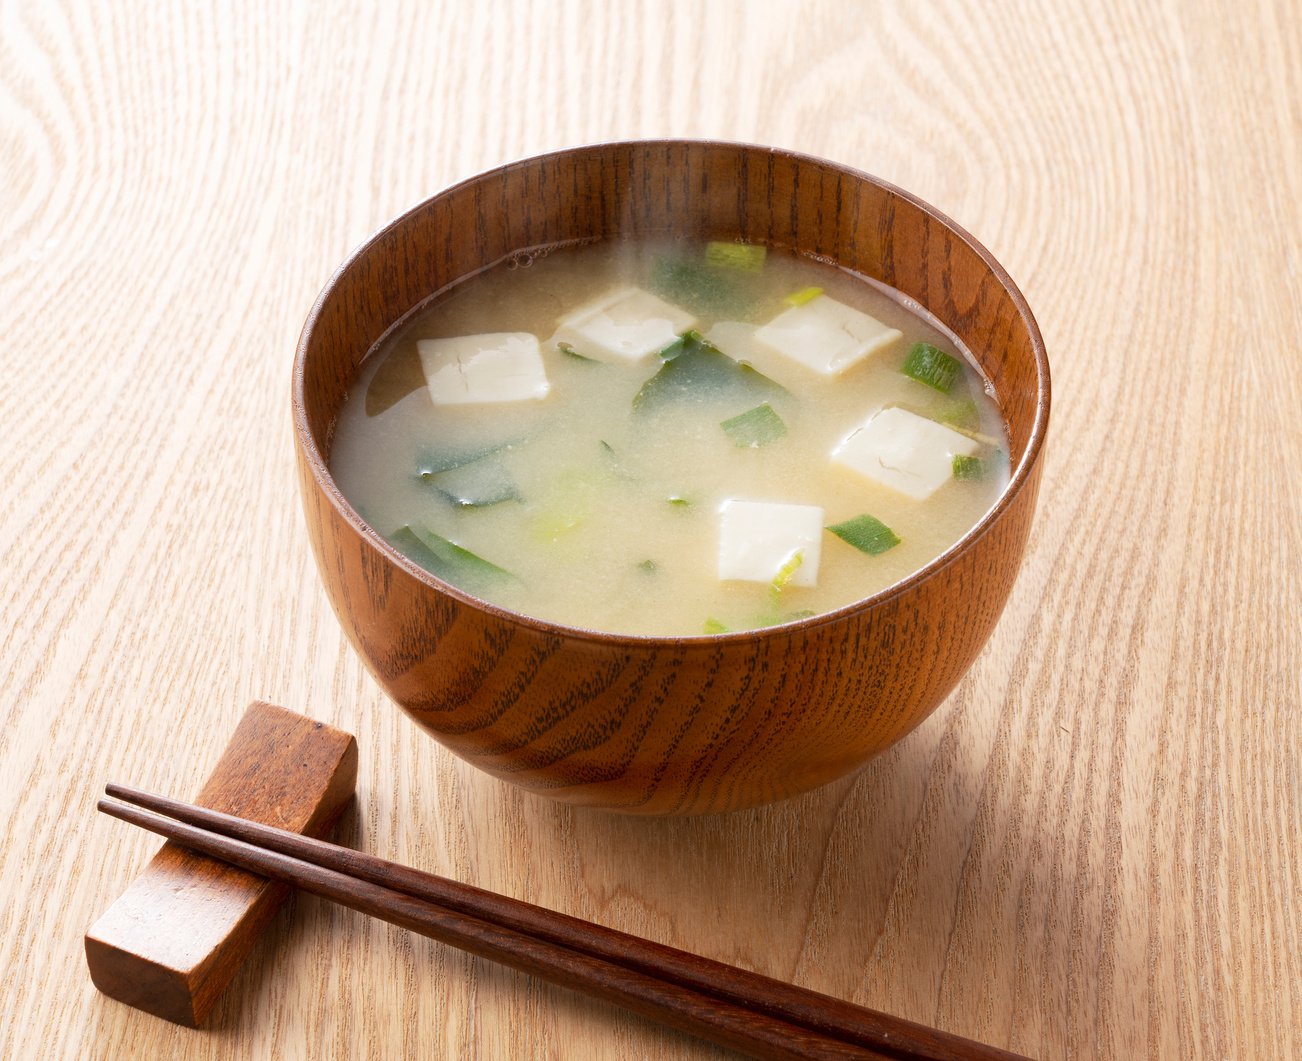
[[298, 142, 1046, 508]]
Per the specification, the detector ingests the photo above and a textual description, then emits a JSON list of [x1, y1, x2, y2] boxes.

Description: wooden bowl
[[293, 141, 1050, 815]]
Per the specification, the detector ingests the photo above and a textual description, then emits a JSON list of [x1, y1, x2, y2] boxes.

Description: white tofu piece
[[702, 321, 759, 358], [832, 406, 979, 501], [752, 294, 902, 376], [717, 499, 823, 587], [552, 286, 696, 364], [417, 333, 549, 405], [702, 321, 795, 384]]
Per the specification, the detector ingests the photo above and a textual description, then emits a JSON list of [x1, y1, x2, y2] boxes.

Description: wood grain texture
[[99, 789, 1033, 1061], [1, 1, 1298, 1058]]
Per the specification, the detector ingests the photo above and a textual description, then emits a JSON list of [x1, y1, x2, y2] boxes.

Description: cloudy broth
[[329, 239, 1009, 636]]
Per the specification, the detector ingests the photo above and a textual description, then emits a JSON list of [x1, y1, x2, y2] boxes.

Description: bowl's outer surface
[[294, 141, 1049, 815]]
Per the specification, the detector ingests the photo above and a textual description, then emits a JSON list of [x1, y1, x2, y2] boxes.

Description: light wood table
[[3, 3, 1298, 1058]]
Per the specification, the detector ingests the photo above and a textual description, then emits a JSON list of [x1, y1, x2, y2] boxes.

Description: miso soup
[[329, 240, 1010, 636]]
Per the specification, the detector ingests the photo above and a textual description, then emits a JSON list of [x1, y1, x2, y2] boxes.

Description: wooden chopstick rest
[[84, 701, 358, 1026]]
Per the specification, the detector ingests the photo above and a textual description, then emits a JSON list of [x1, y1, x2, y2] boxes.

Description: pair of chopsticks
[[99, 786, 1030, 1061]]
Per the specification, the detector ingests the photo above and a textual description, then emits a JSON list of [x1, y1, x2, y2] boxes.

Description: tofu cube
[[553, 286, 696, 364], [752, 294, 902, 376], [832, 406, 979, 501], [702, 321, 789, 382], [418, 333, 549, 405], [717, 499, 823, 586]]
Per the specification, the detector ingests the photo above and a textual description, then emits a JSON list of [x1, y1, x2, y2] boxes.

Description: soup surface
[[330, 240, 1009, 636]]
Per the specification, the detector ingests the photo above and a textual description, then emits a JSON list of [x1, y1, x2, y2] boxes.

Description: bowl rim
[[292, 137, 1051, 645]]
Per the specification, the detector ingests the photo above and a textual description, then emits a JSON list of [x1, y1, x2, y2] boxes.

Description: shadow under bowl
[[293, 140, 1050, 816]]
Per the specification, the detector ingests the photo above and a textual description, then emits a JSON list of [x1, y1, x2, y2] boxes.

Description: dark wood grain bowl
[[293, 140, 1050, 816]]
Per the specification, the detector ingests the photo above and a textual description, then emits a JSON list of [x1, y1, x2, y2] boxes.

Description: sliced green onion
[[666, 495, 692, 508], [720, 402, 787, 448], [389, 525, 514, 585], [902, 342, 962, 393], [827, 514, 900, 556], [530, 468, 603, 541], [705, 241, 766, 271], [703, 617, 730, 635], [751, 552, 810, 627], [940, 397, 981, 432], [769, 550, 804, 598], [783, 286, 823, 307], [637, 559, 658, 574], [952, 454, 985, 481]]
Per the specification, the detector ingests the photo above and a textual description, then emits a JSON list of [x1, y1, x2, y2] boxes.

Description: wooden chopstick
[[98, 795, 852, 1060], [99, 785, 1031, 1061]]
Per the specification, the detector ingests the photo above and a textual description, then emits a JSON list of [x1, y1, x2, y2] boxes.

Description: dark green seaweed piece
[[902, 342, 962, 393], [389, 525, 514, 587], [827, 514, 901, 556], [633, 338, 786, 413], [650, 257, 754, 318], [428, 459, 521, 507], [415, 438, 519, 478]]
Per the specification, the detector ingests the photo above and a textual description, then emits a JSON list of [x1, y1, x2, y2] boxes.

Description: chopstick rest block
[[84, 701, 358, 1026]]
